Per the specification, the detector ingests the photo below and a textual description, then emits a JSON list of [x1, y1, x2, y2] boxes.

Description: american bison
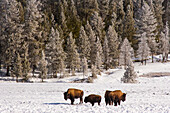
[[105, 90, 126, 106], [84, 94, 101, 106], [63, 88, 84, 105], [104, 90, 112, 105]]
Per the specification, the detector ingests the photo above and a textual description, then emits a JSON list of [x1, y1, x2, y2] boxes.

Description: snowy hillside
[[0, 62, 170, 113]]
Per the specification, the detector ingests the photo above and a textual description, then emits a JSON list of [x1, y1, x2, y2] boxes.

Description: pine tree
[[121, 58, 137, 83], [109, 0, 125, 38], [4, 0, 23, 76], [87, 22, 97, 66], [107, 25, 119, 68], [24, 0, 44, 76], [39, 50, 47, 82], [96, 36, 103, 66], [54, 28, 66, 78], [91, 64, 97, 79], [58, 3, 68, 38], [95, 51, 102, 70], [137, 33, 150, 65], [46, 27, 66, 78], [153, 0, 164, 40], [82, 57, 88, 77], [98, 0, 109, 20], [22, 43, 31, 81], [89, 11, 104, 41], [119, 38, 134, 69], [78, 26, 91, 59], [66, 32, 80, 76], [122, 4, 136, 48], [13, 52, 23, 82], [163, 0, 170, 33], [160, 22, 169, 62], [0, 0, 7, 69], [66, 0, 81, 41], [103, 36, 109, 70], [136, 1, 158, 62]]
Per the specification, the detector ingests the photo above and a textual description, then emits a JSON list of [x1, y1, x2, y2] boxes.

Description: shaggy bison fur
[[104, 90, 112, 105], [84, 94, 101, 106], [63, 88, 84, 105], [105, 90, 126, 106]]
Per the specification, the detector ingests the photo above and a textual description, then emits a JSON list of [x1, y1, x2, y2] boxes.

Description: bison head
[[122, 93, 126, 102], [64, 92, 68, 100], [84, 97, 88, 103]]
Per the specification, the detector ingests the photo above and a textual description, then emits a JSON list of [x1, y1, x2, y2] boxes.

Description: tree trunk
[[16, 76, 18, 82], [165, 53, 168, 62], [0, 61, 1, 69], [6, 65, 10, 76], [152, 53, 154, 63], [32, 65, 36, 77]]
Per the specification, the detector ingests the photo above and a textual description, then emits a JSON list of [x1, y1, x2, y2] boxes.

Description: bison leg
[[118, 100, 121, 105], [105, 98, 108, 105], [109, 98, 112, 105], [80, 97, 83, 104], [114, 101, 117, 106], [91, 102, 94, 106], [98, 102, 100, 105], [70, 97, 75, 105], [71, 99, 74, 105]]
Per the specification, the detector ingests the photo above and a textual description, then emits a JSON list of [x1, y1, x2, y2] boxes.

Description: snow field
[[0, 62, 170, 113]]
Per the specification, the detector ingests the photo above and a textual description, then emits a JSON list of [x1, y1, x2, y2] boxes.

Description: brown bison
[[84, 94, 101, 106], [105, 90, 126, 106], [63, 88, 84, 105], [104, 90, 112, 105]]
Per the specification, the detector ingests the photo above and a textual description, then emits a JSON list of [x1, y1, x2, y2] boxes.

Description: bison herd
[[63, 88, 126, 106]]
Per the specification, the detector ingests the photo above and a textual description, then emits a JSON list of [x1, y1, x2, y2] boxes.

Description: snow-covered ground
[[0, 62, 170, 113]]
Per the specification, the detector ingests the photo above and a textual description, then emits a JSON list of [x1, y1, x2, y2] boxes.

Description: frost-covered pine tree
[[0, 0, 7, 69], [87, 22, 97, 66], [137, 33, 150, 65], [98, 0, 109, 20], [78, 26, 91, 60], [91, 64, 97, 79], [89, 11, 104, 41], [13, 52, 22, 82], [136, 1, 158, 62], [119, 38, 134, 69], [163, 0, 170, 32], [69, 0, 78, 17], [153, 0, 164, 38], [109, 0, 125, 38], [24, 0, 44, 76], [121, 58, 137, 83], [46, 27, 66, 78], [45, 27, 56, 76], [160, 22, 169, 62], [66, 32, 80, 76], [95, 51, 102, 70], [4, 0, 23, 76], [59, 3, 68, 35], [96, 36, 103, 68], [39, 50, 47, 82], [82, 57, 88, 77], [103, 36, 109, 70], [54, 28, 66, 78], [22, 43, 31, 81], [107, 25, 120, 68], [122, 4, 136, 46]]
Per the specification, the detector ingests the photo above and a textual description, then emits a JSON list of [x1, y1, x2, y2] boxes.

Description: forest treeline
[[0, 0, 169, 82]]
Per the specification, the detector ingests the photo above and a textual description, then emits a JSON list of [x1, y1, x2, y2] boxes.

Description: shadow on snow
[[44, 103, 70, 105]]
